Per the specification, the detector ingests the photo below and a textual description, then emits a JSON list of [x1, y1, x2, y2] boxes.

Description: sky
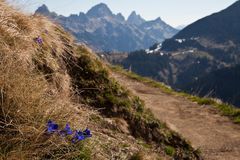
[[10, 0, 237, 27]]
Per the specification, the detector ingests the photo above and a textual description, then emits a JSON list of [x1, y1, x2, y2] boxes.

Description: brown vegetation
[[0, 1, 200, 159]]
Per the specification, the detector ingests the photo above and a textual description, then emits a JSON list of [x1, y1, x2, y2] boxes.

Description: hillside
[[183, 64, 240, 107], [0, 1, 199, 160], [35, 3, 178, 52]]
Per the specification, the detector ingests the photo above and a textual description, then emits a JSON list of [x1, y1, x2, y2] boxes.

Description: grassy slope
[[65, 45, 200, 159], [111, 65, 240, 124], [0, 1, 200, 159]]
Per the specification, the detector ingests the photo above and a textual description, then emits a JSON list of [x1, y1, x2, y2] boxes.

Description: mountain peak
[[127, 11, 145, 26], [35, 4, 50, 15], [150, 17, 163, 24], [116, 13, 125, 21], [155, 17, 162, 21], [130, 11, 137, 16], [86, 3, 113, 18]]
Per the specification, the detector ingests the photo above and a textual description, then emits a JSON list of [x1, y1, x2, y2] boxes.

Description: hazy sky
[[10, 0, 237, 27]]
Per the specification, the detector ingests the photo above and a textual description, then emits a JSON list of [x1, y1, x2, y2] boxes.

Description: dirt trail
[[112, 72, 240, 160]]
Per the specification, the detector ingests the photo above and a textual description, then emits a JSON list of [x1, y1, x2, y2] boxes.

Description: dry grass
[[0, 1, 200, 159], [0, 2, 161, 159], [0, 1, 85, 159], [0, 52, 77, 159]]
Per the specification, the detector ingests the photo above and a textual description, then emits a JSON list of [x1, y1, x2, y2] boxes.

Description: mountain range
[[35, 3, 178, 52], [111, 0, 240, 107]]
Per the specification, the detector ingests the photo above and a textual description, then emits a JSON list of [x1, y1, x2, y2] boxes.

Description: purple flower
[[72, 130, 85, 143], [47, 120, 58, 133], [46, 120, 92, 143], [83, 128, 92, 138], [35, 36, 43, 45], [59, 123, 73, 136], [65, 123, 73, 135], [71, 128, 92, 143]]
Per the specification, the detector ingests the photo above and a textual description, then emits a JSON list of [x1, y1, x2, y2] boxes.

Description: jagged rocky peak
[[35, 4, 50, 15], [154, 17, 162, 22], [35, 4, 58, 18], [76, 12, 88, 22], [116, 13, 125, 21], [146, 17, 165, 25], [86, 3, 113, 18], [79, 12, 85, 16], [127, 11, 145, 26], [69, 14, 78, 18], [151, 17, 167, 26], [144, 17, 164, 26]]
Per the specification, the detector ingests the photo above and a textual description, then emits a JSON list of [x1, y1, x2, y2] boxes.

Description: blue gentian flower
[[77, 131, 86, 140], [46, 120, 92, 143], [72, 130, 85, 143], [65, 123, 73, 135], [83, 128, 92, 138], [47, 120, 58, 133], [59, 123, 73, 136]]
